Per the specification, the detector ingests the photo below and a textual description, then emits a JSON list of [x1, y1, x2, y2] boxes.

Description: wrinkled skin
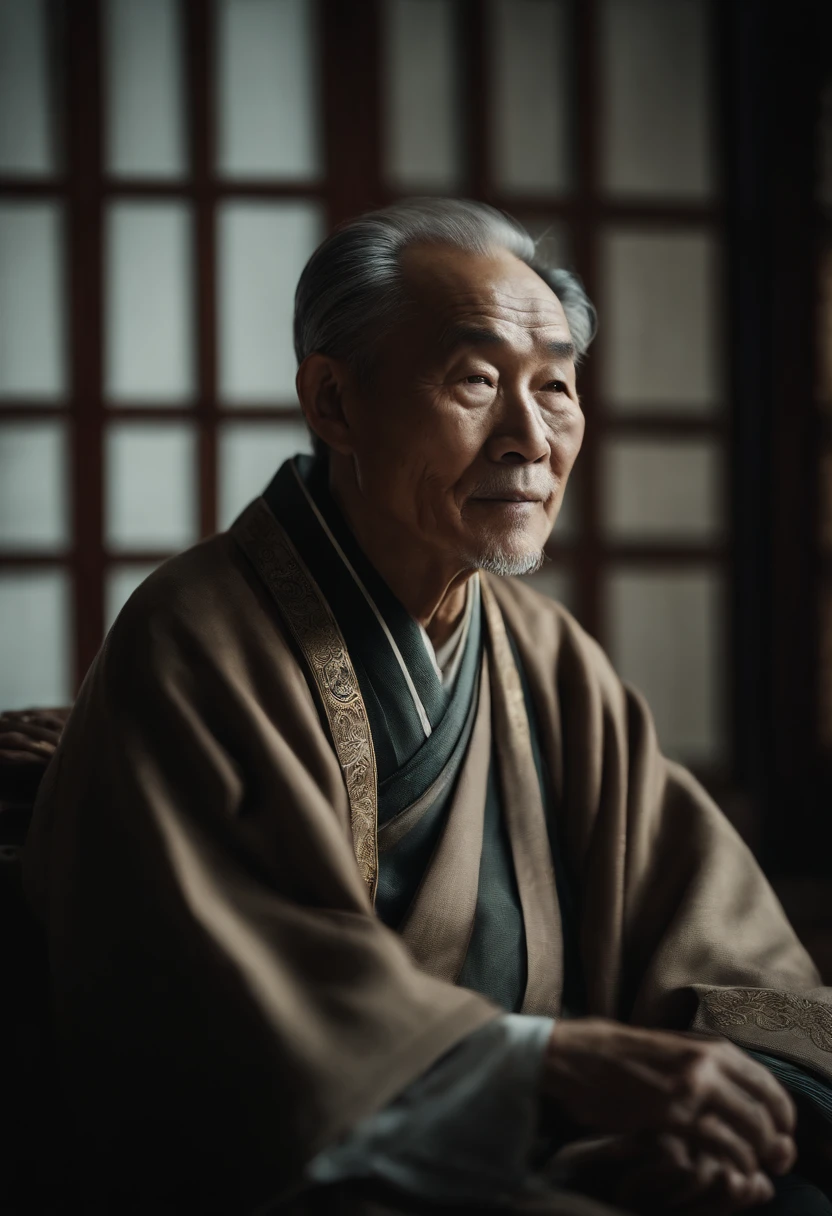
[[543, 1019, 800, 1211], [297, 243, 584, 648]]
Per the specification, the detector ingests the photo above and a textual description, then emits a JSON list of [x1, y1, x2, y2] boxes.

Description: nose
[[485, 389, 550, 466]]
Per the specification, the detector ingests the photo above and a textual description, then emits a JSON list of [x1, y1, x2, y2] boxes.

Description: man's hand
[[549, 1131, 776, 1214], [542, 1019, 796, 1181]]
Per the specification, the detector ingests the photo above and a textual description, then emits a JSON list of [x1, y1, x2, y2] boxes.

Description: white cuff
[[305, 1013, 554, 1205]]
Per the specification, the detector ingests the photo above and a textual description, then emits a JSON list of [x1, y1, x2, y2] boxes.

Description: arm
[[309, 1008, 803, 1213], [306, 1014, 555, 1205], [22, 556, 497, 1212]]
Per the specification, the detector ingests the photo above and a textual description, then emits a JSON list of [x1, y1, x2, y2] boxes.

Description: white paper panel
[[521, 565, 576, 615], [105, 562, 160, 629], [0, 568, 71, 708], [105, 423, 197, 551], [0, 202, 65, 399], [105, 201, 194, 403], [383, 0, 460, 191], [218, 420, 313, 530], [0, 0, 56, 174], [602, 437, 722, 541], [600, 0, 712, 198], [601, 229, 720, 412], [490, 0, 571, 195], [217, 201, 324, 404], [0, 421, 69, 550], [606, 566, 724, 764], [216, 0, 321, 180], [105, 0, 187, 178]]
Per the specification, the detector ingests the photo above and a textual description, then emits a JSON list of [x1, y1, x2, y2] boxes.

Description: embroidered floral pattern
[[701, 988, 832, 1053], [233, 498, 379, 900]]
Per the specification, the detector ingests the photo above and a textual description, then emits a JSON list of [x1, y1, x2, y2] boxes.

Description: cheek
[[549, 411, 585, 475], [367, 395, 483, 487]]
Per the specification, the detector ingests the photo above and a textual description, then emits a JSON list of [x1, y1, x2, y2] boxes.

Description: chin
[[463, 532, 546, 578], [476, 550, 545, 578]]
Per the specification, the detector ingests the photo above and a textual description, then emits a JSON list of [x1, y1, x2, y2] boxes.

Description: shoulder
[[101, 531, 297, 698], [114, 532, 256, 634]]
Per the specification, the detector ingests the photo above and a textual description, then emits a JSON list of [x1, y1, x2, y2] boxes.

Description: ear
[[296, 354, 354, 455]]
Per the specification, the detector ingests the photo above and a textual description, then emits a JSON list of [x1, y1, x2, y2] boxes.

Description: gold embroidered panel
[[232, 497, 379, 901], [700, 987, 832, 1055]]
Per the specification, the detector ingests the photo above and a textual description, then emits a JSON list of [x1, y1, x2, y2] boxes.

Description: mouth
[[470, 494, 543, 504]]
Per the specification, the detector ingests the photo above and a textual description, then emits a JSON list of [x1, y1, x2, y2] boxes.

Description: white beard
[[468, 546, 546, 578]]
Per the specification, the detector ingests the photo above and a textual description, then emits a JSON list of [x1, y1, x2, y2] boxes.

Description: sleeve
[[21, 577, 498, 1213], [749, 1051, 832, 1126], [305, 1014, 555, 1206], [605, 680, 825, 1032]]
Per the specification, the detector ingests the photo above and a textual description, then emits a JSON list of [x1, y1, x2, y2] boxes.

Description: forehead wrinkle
[[434, 294, 573, 360], [437, 287, 564, 318]]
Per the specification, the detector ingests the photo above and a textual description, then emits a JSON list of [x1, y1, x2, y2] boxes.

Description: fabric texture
[[22, 458, 832, 1212]]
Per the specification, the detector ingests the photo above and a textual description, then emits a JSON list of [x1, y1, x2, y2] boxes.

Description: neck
[[328, 456, 473, 649]]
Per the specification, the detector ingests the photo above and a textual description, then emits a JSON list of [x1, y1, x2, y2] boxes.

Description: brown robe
[[22, 507, 830, 1214]]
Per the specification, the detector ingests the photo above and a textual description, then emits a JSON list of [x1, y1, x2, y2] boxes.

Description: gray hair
[[294, 196, 597, 387]]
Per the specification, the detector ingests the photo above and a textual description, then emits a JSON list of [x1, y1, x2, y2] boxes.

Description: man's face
[[340, 243, 585, 575]]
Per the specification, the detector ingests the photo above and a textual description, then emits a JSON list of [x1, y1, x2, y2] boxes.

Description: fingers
[[0, 750, 50, 765], [0, 722, 62, 744], [705, 1076, 795, 1175], [0, 730, 59, 758], [721, 1043, 798, 1135], [617, 1148, 774, 1216], [0, 709, 67, 734], [615, 1135, 699, 1210], [665, 1040, 796, 1175], [543, 1016, 799, 1184], [691, 1112, 758, 1176], [681, 1169, 774, 1216]]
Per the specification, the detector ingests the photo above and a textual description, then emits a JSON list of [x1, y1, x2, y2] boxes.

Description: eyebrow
[[438, 324, 575, 361]]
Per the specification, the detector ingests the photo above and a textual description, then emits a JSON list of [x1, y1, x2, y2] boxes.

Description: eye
[[464, 374, 494, 386], [543, 380, 567, 394]]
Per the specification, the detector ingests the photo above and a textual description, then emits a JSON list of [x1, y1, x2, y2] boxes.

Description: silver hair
[[293, 198, 597, 386]]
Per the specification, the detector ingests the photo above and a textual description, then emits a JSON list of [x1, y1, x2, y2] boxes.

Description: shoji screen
[[0, 0, 726, 786], [0, 0, 71, 708], [0, 0, 322, 707], [381, 0, 724, 774]]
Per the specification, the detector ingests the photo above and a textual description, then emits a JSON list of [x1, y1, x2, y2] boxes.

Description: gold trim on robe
[[233, 496, 380, 901]]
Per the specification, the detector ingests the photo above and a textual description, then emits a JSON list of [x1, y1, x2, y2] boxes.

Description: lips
[[472, 494, 542, 503]]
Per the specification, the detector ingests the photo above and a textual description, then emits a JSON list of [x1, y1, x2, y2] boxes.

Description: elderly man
[[21, 200, 832, 1216]]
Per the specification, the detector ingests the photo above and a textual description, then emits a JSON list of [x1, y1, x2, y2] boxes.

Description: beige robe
[[22, 515, 830, 1213]]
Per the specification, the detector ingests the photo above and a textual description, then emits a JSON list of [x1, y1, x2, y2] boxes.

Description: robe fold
[[22, 456, 832, 1213]]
